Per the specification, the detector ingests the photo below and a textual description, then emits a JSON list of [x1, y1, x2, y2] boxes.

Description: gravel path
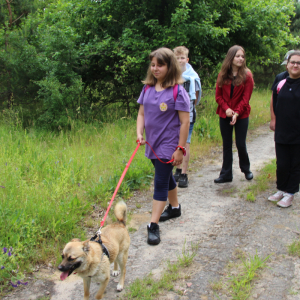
[[3, 124, 300, 300]]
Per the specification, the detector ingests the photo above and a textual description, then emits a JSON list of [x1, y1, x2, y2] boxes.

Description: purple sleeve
[[175, 85, 190, 112], [137, 85, 146, 105]]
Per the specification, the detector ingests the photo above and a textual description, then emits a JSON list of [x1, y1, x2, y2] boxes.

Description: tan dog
[[58, 201, 130, 300]]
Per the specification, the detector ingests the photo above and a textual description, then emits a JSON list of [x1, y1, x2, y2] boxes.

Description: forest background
[[0, 0, 300, 130], [1, 0, 300, 291]]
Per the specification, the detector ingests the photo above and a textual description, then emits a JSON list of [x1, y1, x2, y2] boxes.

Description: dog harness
[[90, 234, 110, 259]]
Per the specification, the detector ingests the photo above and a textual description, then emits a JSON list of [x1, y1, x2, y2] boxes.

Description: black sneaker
[[159, 204, 181, 222], [178, 174, 188, 188], [173, 168, 182, 182], [147, 223, 160, 245]]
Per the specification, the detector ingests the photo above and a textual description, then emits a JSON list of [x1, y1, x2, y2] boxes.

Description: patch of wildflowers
[[1, 246, 26, 287], [10, 282, 18, 288]]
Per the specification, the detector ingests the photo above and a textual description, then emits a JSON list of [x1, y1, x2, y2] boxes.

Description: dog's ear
[[71, 238, 81, 242], [82, 240, 90, 253]]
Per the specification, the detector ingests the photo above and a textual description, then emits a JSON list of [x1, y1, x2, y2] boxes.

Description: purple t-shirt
[[137, 85, 190, 160]]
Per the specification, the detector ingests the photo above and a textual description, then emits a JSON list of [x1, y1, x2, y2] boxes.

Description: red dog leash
[[99, 140, 184, 228], [144, 141, 174, 164], [100, 142, 141, 227]]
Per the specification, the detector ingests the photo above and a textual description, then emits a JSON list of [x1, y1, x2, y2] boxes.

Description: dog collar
[[90, 234, 110, 259]]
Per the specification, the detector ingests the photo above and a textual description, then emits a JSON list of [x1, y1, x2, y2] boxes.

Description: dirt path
[[3, 124, 300, 300]]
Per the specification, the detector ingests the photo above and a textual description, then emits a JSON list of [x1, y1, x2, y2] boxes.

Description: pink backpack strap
[[145, 84, 150, 93], [144, 84, 179, 101], [173, 84, 179, 102], [277, 79, 286, 94]]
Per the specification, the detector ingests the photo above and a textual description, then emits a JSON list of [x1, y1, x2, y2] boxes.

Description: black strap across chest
[[90, 234, 110, 259]]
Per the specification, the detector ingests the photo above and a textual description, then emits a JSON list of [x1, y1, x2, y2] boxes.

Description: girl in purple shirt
[[137, 47, 190, 245]]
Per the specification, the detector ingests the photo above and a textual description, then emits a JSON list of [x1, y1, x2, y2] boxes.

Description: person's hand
[[230, 114, 238, 125], [226, 108, 234, 117], [270, 119, 276, 131], [137, 134, 146, 145], [171, 149, 183, 166]]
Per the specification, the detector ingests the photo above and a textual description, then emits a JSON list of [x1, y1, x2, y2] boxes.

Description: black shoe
[[174, 168, 182, 182], [147, 223, 160, 245], [159, 204, 181, 222], [245, 172, 253, 180], [178, 174, 188, 188], [214, 177, 232, 183]]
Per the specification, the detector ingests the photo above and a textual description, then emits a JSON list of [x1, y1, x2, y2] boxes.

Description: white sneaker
[[268, 191, 285, 202], [277, 193, 293, 208]]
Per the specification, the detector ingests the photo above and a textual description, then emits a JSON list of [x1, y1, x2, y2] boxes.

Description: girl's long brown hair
[[143, 47, 184, 88], [217, 45, 251, 87]]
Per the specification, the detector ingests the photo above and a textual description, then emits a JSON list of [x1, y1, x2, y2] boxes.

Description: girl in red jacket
[[214, 45, 254, 183]]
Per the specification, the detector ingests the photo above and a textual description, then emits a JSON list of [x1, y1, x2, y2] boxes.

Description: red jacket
[[215, 72, 254, 119]]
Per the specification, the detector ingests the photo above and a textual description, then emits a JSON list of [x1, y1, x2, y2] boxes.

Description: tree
[[291, 0, 300, 36], [0, 0, 39, 111], [0, 0, 298, 129]]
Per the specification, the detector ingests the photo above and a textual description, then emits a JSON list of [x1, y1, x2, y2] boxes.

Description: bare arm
[[270, 92, 276, 131], [171, 111, 190, 166], [137, 105, 146, 145]]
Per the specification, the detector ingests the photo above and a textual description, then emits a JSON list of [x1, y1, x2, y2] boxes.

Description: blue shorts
[[187, 122, 195, 144], [151, 159, 177, 201]]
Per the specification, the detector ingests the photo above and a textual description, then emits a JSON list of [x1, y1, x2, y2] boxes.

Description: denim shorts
[[151, 159, 177, 201], [187, 122, 195, 144]]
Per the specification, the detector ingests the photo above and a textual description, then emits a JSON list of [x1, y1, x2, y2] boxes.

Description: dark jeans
[[219, 117, 250, 179], [275, 143, 300, 194]]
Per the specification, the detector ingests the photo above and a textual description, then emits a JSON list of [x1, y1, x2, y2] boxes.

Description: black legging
[[275, 143, 300, 194], [219, 117, 250, 179]]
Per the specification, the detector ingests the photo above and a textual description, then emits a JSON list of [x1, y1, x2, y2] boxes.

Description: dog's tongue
[[60, 271, 69, 281]]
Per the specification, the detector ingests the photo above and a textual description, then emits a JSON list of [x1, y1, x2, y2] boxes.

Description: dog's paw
[[112, 270, 120, 277], [117, 284, 123, 292]]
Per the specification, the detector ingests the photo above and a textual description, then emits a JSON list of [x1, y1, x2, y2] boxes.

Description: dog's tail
[[114, 200, 127, 226]]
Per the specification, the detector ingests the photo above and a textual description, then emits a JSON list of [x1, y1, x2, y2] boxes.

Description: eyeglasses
[[289, 61, 300, 66]]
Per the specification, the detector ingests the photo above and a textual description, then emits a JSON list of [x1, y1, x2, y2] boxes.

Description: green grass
[[212, 252, 270, 300], [242, 159, 276, 202], [288, 240, 300, 257], [0, 88, 272, 288], [123, 241, 198, 299], [229, 253, 270, 299], [248, 88, 271, 130]]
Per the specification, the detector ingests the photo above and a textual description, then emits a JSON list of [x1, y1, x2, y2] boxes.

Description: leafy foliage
[[291, 0, 300, 36], [0, 0, 298, 129]]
